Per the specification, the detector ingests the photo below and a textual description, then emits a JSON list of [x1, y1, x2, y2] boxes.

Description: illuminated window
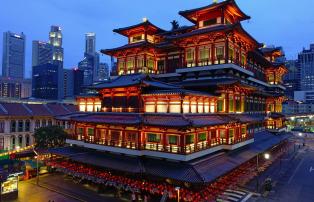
[[88, 128, 94, 136], [157, 101, 167, 113], [183, 101, 190, 113], [198, 133, 207, 142], [229, 95, 234, 112], [147, 133, 161, 143], [229, 47, 234, 60], [186, 134, 194, 144], [168, 135, 178, 145], [235, 95, 241, 112], [210, 102, 215, 113], [191, 101, 197, 113], [79, 104, 86, 112], [198, 102, 204, 113], [169, 101, 181, 113], [204, 102, 210, 113], [216, 46, 224, 60], [186, 48, 195, 67], [145, 101, 155, 113], [131, 34, 144, 43]]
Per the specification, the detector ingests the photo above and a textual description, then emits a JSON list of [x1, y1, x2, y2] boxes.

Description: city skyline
[[1, 0, 314, 78]]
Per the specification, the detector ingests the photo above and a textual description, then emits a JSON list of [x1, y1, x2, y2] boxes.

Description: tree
[[171, 20, 180, 30], [34, 126, 67, 149]]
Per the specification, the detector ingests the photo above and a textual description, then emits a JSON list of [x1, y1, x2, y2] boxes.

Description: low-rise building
[[0, 102, 77, 151]]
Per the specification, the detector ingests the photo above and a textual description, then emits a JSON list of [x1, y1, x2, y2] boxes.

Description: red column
[[225, 93, 229, 113], [211, 44, 215, 64], [163, 132, 167, 151], [225, 39, 229, 64], [180, 134, 185, 154], [122, 128, 126, 147]]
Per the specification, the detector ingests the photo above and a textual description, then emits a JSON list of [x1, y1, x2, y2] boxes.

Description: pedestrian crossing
[[216, 189, 252, 202]]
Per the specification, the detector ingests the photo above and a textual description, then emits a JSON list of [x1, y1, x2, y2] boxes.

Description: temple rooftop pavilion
[[53, 0, 290, 198]]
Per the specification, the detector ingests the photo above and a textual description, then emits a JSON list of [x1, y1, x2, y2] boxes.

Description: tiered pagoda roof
[[179, 0, 250, 23]]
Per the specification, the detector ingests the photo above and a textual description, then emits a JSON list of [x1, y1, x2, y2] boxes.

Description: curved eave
[[100, 42, 156, 56], [113, 21, 165, 37], [179, 0, 250, 24], [234, 23, 262, 48]]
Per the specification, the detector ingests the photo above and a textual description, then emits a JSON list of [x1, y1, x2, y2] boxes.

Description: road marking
[[288, 158, 304, 184], [310, 166, 314, 173]]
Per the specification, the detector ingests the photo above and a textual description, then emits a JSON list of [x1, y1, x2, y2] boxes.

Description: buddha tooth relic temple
[[52, 0, 290, 201]]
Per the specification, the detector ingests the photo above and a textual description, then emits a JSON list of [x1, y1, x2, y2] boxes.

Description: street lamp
[[175, 186, 180, 202], [32, 147, 39, 186], [264, 153, 270, 160], [256, 153, 271, 192]]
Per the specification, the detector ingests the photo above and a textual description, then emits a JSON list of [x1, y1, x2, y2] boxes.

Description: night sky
[[1, 0, 314, 78]]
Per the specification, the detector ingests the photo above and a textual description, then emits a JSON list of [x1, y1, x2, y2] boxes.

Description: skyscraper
[[32, 41, 53, 67], [2, 31, 25, 79], [73, 68, 84, 96], [32, 26, 64, 100], [49, 25, 64, 68], [78, 32, 100, 85], [299, 44, 314, 90], [32, 63, 63, 100], [98, 63, 109, 81], [283, 60, 300, 99], [63, 69, 74, 98], [85, 32, 96, 54]]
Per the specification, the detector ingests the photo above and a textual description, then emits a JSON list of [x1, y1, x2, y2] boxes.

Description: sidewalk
[[245, 145, 305, 201], [244, 144, 300, 191], [7, 180, 78, 202]]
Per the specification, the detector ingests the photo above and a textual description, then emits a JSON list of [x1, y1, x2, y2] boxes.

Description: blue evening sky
[[1, 0, 314, 78]]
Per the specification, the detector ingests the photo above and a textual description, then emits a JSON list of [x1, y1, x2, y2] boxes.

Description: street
[[7, 173, 127, 202], [250, 134, 314, 202]]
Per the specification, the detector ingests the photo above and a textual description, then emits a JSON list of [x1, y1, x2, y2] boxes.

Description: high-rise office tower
[[299, 44, 314, 90], [98, 63, 109, 81], [63, 69, 74, 98], [32, 41, 53, 67], [283, 60, 300, 99], [2, 31, 25, 79], [85, 32, 96, 54], [49, 25, 64, 67], [78, 32, 100, 85], [32, 63, 63, 100]]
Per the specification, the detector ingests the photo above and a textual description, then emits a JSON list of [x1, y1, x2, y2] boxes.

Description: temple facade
[[57, 0, 287, 161]]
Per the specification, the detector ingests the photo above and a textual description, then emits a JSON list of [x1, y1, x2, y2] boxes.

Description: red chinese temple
[[54, 0, 290, 199]]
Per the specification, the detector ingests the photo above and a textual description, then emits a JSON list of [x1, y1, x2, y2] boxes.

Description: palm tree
[[34, 126, 67, 149], [171, 20, 180, 30]]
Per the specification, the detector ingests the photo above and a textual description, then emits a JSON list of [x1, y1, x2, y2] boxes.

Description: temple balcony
[[65, 133, 254, 161]]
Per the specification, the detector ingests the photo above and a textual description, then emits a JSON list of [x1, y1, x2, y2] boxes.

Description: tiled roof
[[166, 24, 233, 40], [0, 103, 78, 117], [101, 41, 155, 55], [113, 20, 165, 36], [63, 113, 257, 128], [72, 113, 141, 125], [92, 74, 180, 90], [24, 104, 52, 116], [51, 131, 292, 183], [143, 89, 214, 97], [45, 103, 72, 116], [187, 114, 232, 127], [0, 103, 32, 116], [143, 114, 191, 127], [179, 0, 250, 23]]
